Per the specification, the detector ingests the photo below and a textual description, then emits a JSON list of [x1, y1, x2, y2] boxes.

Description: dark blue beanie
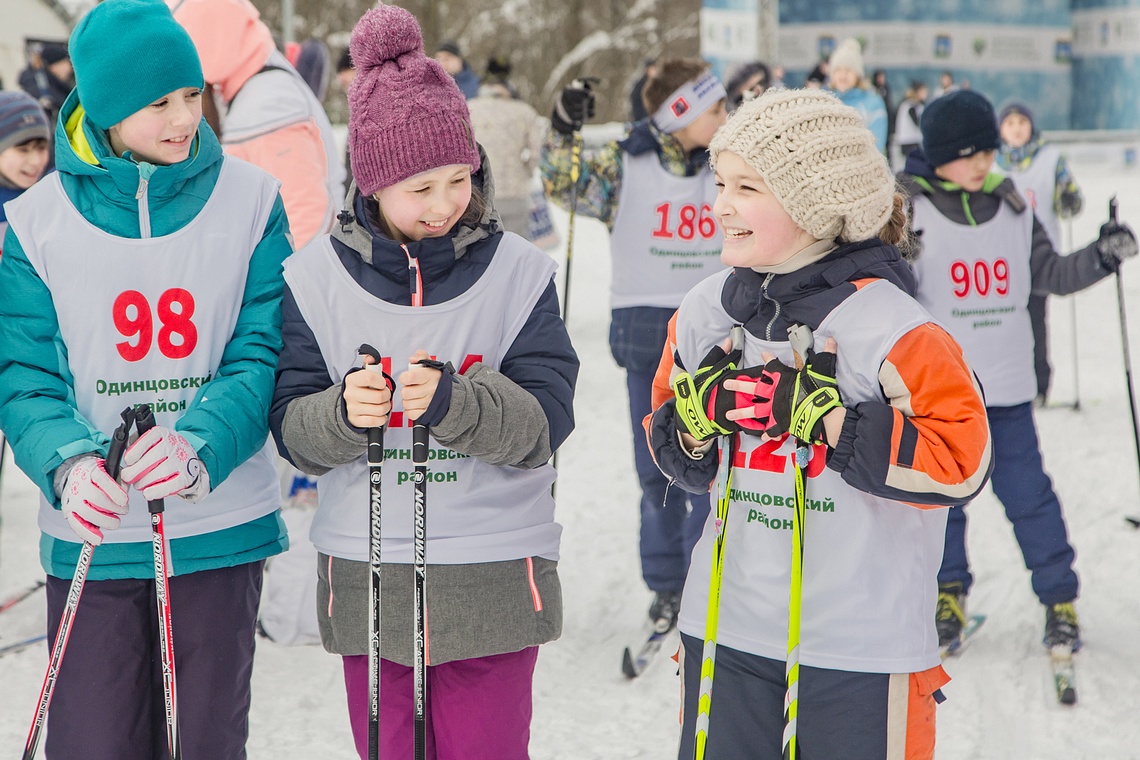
[[70, 0, 204, 130], [920, 90, 1000, 168], [998, 101, 1035, 133]]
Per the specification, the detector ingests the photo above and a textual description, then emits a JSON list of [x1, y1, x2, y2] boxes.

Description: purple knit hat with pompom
[[348, 4, 480, 195]]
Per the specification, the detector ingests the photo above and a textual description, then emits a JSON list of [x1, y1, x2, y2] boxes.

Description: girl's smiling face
[[0, 139, 50, 189], [374, 164, 473, 243], [713, 151, 816, 269], [108, 87, 202, 166]]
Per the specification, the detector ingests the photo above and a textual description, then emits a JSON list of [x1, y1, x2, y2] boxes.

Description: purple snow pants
[[43, 561, 264, 760], [343, 647, 539, 759]]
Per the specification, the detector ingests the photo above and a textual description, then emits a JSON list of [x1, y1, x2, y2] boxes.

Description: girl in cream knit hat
[[646, 88, 993, 760]]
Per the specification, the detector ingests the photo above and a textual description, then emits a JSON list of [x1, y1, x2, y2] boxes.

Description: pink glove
[[121, 426, 210, 502], [62, 457, 130, 545]]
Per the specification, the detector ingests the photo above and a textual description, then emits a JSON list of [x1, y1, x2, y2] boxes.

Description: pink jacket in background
[[169, 0, 345, 248]]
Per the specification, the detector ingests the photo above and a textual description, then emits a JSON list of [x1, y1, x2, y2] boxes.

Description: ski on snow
[[621, 620, 675, 679], [940, 614, 987, 659], [1050, 644, 1078, 705]]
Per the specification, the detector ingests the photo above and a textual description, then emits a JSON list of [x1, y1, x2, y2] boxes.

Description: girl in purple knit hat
[[269, 4, 579, 758]]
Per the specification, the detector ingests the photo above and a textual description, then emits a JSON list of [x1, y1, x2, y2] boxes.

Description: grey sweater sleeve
[[1029, 215, 1112, 296], [429, 362, 552, 469], [280, 384, 369, 476]]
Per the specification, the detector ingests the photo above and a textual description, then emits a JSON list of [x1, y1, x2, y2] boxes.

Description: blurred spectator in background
[[805, 58, 828, 88], [893, 80, 928, 166], [483, 54, 520, 99], [769, 63, 786, 89], [335, 48, 355, 197], [18, 41, 72, 129], [433, 40, 479, 99], [0, 91, 51, 253], [170, 0, 344, 248], [872, 68, 894, 146], [288, 38, 331, 102], [724, 60, 770, 112], [335, 47, 355, 94], [628, 57, 657, 122], [934, 70, 958, 98], [826, 38, 888, 153], [468, 81, 555, 247]]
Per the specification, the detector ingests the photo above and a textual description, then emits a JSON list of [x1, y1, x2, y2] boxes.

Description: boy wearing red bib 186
[[541, 59, 727, 632], [0, 0, 293, 756]]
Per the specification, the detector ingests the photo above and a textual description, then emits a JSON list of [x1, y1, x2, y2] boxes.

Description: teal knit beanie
[[70, 0, 204, 130]]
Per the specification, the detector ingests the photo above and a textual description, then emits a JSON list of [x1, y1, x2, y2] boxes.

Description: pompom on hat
[[709, 88, 896, 243], [348, 4, 480, 195]]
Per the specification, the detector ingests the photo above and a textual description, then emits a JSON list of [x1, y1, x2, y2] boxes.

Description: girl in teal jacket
[[0, 1, 291, 756]]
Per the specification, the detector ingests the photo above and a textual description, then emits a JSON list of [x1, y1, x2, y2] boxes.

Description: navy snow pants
[[938, 402, 1078, 605], [610, 306, 709, 593]]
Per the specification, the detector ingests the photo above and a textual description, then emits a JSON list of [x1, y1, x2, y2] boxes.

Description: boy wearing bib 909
[[269, 5, 578, 758], [541, 58, 727, 629], [899, 90, 1138, 654], [647, 89, 993, 760], [0, 0, 293, 756]]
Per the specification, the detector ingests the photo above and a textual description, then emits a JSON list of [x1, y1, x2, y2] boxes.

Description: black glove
[[1097, 221, 1139, 273], [673, 342, 743, 441], [551, 78, 597, 135], [1058, 187, 1082, 218]]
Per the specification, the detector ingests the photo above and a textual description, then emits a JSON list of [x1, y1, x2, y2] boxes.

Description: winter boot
[[936, 583, 967, 652], [1043, 602, 1082, 651], [648, 591, 682, 634]]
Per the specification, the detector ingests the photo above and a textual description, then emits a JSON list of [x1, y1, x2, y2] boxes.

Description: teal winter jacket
[[0, 90, 292, 579]]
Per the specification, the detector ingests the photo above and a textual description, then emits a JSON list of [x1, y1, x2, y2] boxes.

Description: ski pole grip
[[412, 424, 429, 465], [788, 324, 814, 371], [1110, 195, 1119, 224], [357, 344, 388, 463], [105, 406, 136, 482], [131, 404, 165, 515]]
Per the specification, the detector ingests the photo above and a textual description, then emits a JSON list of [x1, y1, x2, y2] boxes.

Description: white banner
[[700, 7, 760, 65], [778, 22, 1072, 72], [1072, 8, 1140, 57]]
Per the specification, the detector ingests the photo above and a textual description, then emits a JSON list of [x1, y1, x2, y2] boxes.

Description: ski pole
[[550, 131, 583, 494], [1109, 196, 1140, 529], [0, 634, 48, 658], [133, 404, 180, 760], [411, 420, 430, 760], [0, 580, 46, 616], [357, 343, 388, 760], [783, 323, 815, 760], [1065, 216, 1081, 411], [693, 325, 744, 760], [562, 132, 582, 323], [24, 407, 134, 760]]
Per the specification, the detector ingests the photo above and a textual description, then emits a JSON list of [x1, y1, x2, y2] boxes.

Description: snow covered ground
[[3, 144, 1140, 758]]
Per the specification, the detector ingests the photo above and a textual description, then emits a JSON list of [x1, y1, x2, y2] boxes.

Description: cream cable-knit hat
[[709, 88, 895, 243]]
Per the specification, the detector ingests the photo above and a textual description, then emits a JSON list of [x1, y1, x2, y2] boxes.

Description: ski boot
[[936, 583, 967, 655], [1043, 602, 1082, 652], [648, 590, 682, 635]]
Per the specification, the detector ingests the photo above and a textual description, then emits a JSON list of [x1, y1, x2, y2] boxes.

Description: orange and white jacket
[[170, 0, 344, 248], [646, 239, 992, 673]]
